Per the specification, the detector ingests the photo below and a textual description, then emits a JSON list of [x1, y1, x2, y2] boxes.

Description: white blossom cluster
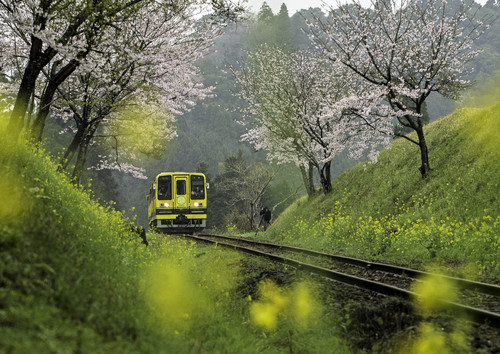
[[234, 46, 394, 180], [309, 0, 488, 123], [86, 2, 217, 177], [235, 0, 488, 184], [0, 0, 229, 178], [90, 159, 148, 180]]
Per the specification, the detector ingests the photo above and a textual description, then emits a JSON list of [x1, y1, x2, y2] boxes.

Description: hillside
[[262, 103, 500, 280], [1, 103, 499, 352], [0, 122, 349, 352]]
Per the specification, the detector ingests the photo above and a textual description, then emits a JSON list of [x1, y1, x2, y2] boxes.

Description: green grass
[[0, 121, 350, 352], [261, 103, 500, 280], [2, 101, 498, 352]]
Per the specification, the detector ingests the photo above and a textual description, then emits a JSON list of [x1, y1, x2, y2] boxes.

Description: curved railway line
[[183, 233, 500, 329]]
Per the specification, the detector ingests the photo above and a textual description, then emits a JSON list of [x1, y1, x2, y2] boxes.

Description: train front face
[[148, 172, 207, 233]]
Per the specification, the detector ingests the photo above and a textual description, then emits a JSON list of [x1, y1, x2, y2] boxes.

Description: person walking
[[258, 206, 272, 231]]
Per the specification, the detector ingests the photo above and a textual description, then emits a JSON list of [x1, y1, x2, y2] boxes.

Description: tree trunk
[[415, 125, 431, 178], [58, 125, 86, 172], [249, 202, 255, 231], [72, 141, 87, 187], [32, 60, 79, 143], [31, 82, 57, 142], [319, 161, 332, 194], [299, 163, 315, 196], [8, 37, 45, 139], [71, 124, 96, 186], [25, 91, 36, 133]]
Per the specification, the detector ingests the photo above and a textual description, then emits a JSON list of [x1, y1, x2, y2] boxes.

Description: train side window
[[176, 180, 186, 195], [158, 176, 172, 200], [190, 175, 205, 200]]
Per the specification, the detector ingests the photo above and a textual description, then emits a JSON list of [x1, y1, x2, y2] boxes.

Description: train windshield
[[176, 180, 186, 195], [191, 175, 205, 200], [157, 176, 172, 200]]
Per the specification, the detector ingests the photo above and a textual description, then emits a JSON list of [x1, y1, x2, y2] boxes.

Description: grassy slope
[[0, 125, 350, 352], [0, 129, 154, 351], [262, 103, 500, 280], [1, 102, 498, 351]]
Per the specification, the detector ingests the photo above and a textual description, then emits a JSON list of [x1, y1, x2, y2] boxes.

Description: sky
[[245, 0, 487, 15]]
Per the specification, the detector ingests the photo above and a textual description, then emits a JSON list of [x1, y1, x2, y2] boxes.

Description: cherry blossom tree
[[233, 46, 392, 194], [0, 0, 245, 182], [0, 0, 244, 141], [309, 0, 491, 178], [0, 0, 147, 140], [52, 0, 222, 183]]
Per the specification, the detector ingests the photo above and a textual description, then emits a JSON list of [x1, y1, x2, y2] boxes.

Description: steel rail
[[198, 233, 500, 297], [187, 234, 500, 329]]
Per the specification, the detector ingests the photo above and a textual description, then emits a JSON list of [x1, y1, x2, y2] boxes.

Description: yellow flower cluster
[[139, 237, 240, 336], [275, 195, 500, 277], [249, 280, 321, 331], [403, 274, 469, 353]]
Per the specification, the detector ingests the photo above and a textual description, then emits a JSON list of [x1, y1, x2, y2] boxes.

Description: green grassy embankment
[[2, 101, 498, 352], [0, 122, 349, 353], [262, 103, 500, 280]]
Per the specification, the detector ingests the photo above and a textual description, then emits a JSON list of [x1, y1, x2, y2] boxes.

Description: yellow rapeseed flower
[[250, 302, 279, 331], [291, 281, 321, 329], [412, 273, 457, 314], [411, 323, 450, 354]]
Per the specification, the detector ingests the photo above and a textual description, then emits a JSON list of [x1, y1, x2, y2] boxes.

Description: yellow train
[[147, 172, 207, 233]]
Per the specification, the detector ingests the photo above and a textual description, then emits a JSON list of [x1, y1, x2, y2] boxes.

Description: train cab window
[[157, 176, 172, 200], [176, 180, 186, 195], [191, 175, 205, 200]]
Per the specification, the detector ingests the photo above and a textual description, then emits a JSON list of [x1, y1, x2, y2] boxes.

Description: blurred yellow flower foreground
[[250, 280, 321, 331]]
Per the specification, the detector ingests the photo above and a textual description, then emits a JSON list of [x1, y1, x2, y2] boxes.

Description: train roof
[[155, 172, 206, 177]]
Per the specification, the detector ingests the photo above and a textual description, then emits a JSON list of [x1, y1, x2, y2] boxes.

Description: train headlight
[[160, 202, 170, 207], [194, 202, 199, 207]]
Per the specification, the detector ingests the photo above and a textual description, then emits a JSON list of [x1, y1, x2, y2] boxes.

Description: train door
[[173, 175, 189, 210]]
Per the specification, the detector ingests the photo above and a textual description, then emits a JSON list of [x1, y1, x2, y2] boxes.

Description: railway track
[[184, 233, 500, 329]]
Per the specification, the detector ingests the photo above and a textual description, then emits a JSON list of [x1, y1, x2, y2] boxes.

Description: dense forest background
[[41, 0, 500, 230]]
